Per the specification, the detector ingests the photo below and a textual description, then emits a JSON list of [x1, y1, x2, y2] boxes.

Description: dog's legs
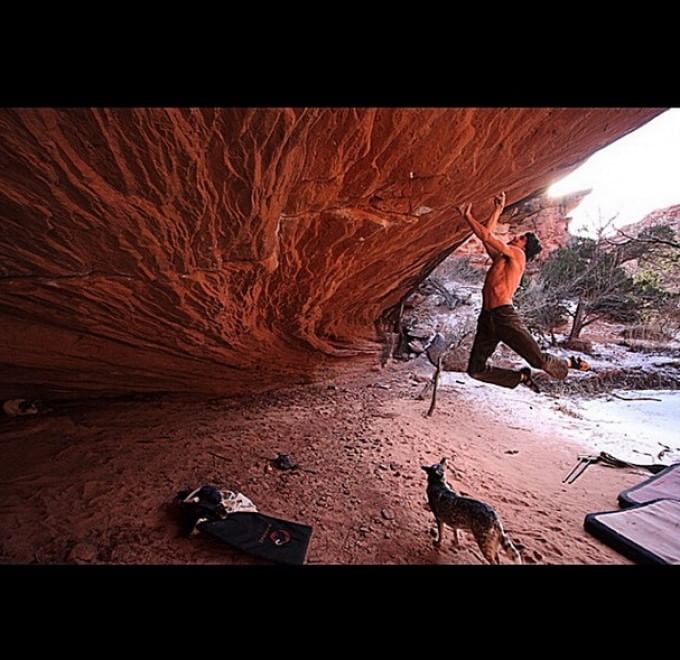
[[434, 518, 444, 547]]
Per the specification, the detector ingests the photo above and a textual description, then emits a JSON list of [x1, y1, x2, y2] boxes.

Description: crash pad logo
[[270, 529, 291, 546], [259, 523, 291, 546]]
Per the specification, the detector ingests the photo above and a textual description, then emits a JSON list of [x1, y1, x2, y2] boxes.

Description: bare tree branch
[[613, 228, 680, 250]]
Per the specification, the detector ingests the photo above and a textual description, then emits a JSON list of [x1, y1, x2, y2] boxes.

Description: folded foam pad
[[618, 463, 680, 507], [584, 499, 680, 564], [198, 512, 313, 565]]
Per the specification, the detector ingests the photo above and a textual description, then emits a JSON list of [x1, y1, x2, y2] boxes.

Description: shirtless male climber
[[458, 191, 588, 392]]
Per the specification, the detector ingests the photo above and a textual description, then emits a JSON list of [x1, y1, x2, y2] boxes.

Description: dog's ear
[[421, 465, 429, 472], [440, 457, 447, 466]]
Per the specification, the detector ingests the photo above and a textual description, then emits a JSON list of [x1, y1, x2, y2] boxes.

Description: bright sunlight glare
[[548, 109, 680, 237]]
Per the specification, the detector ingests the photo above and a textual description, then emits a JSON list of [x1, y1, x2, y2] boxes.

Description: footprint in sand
[[535, 538, 565, 558], [527, 549, 544, 563]]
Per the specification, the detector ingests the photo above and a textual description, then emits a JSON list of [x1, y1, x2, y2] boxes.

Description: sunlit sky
[[548, 108, 680, 237]]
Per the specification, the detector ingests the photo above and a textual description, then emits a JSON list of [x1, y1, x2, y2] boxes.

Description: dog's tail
[[498, 523, 522, 564]]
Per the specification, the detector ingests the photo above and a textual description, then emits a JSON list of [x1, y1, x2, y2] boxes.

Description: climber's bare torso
[[482, 243, 526, 310], [457, 193, 529, 310]]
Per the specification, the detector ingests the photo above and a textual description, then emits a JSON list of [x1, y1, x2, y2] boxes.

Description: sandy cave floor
[[0, 360, 653, 565]]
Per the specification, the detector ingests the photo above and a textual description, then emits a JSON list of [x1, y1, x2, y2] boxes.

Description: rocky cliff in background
[[616, 204, 680, 238]]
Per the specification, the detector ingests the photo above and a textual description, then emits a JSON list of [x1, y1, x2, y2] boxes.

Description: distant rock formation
[[614, 204, 680, 238]]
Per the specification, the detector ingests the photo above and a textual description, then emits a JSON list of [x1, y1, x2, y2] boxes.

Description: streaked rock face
[[0, 108, 662, 398]]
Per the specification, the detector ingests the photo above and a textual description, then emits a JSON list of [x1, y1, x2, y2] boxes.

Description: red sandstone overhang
[[0, 108, 663, 398]]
